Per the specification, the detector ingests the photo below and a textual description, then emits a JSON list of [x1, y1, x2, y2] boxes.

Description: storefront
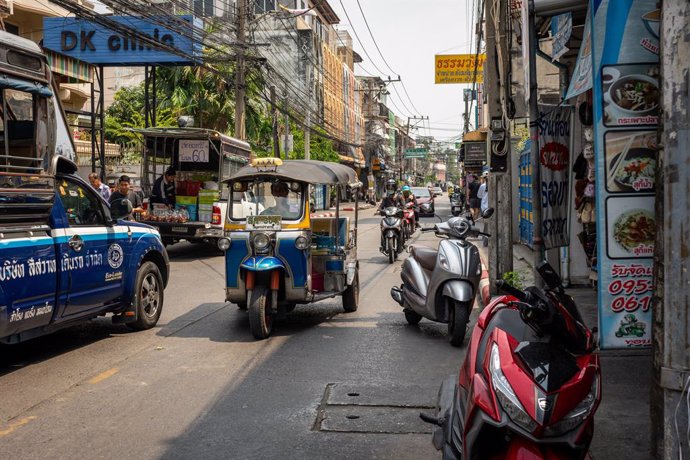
[[518, 0, 660, 349]]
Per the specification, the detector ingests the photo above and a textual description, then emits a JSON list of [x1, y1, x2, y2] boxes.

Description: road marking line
[[88, 367, 119, 384], [0, 416, 37, 436]]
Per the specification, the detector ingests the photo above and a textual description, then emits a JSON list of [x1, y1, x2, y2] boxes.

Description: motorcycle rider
[[378, 179, 403, 213], [401, 185, 419, 228]]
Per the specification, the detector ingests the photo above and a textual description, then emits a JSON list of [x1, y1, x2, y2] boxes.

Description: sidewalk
[[512, 244, 652, 459]]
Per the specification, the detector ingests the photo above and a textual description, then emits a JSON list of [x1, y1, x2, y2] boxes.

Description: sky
[[330, 0, 475, 144]]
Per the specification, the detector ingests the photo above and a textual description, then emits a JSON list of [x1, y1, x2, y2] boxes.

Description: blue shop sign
[[43, 15, 202, 65]]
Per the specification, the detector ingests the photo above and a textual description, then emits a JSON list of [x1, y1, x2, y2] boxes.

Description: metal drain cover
[[313, 383, 435, 434], [320, 405, 432, 434]]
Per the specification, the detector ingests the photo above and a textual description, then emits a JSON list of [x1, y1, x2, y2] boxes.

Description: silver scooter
[[390, 208, 494, 346], [380, 206, 404, 264]]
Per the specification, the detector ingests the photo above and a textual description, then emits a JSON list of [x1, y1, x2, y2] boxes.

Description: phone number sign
[[435, 54, 486, 84]]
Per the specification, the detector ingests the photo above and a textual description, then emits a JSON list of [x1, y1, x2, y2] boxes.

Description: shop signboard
[[538, 105, 572, 249], [565, 10, 593, 100], [591, 0, 660, 349], [463, 142, 486, 169], [551, 13, 572, 60], [434, 54, 486, 84], [179, 140, 209, 163], [43, 15, 202, 65]]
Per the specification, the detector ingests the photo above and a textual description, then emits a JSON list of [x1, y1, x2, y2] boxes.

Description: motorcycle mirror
[[481, 208, 495, 219]]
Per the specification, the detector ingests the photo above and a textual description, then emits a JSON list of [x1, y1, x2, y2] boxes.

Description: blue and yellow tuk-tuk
[[219, 158, 362, 339]]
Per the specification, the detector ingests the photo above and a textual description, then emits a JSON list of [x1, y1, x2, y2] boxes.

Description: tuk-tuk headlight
[[253, 232, 271, 252], [295, 235, 310, 250], [218, 237, 231, 251]]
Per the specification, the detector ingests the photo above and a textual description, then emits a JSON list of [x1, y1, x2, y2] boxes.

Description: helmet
[[401, 185, 410, 192], [386, 179, 396, 190]]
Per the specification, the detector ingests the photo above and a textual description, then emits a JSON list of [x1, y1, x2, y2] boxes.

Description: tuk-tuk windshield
[[231, 179, 304, 221]]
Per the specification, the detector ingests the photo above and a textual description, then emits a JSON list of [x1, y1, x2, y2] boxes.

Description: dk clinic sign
[[43, 15, 202, 65]]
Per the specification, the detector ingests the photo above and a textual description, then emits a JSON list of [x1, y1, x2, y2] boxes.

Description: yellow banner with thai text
[[435, 54, 486, 84]]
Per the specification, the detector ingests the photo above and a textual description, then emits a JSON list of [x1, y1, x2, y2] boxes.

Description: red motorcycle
[[402, 202, 416, 241], [422, 262, 600, 459]]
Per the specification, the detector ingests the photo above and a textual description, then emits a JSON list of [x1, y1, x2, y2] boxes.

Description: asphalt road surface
[[0, 196, 476, 459]]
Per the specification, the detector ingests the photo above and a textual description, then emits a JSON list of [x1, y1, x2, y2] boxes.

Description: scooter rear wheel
[[404, 309, 422, 325], [447, 299, 470, 347]]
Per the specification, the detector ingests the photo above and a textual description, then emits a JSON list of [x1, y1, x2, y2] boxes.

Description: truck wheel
[[127, 261, 164, 331], [448, 299, 470, 347], [248, 285, 273, 339], [404, 309, 422, 325], [342, 269, 359, 312]]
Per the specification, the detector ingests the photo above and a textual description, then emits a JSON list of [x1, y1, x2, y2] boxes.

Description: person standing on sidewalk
[[478, 172, 489, 213], [88, 172, 111, 201], [468, 174, 480, 220]]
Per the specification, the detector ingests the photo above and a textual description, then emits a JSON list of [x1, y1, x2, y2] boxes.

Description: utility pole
[[270, 85, 280, 158], [652, 2, 690, 457], [283, 91, 290, 159], [463, 89, 471, 134], [406, 116, 428, 181], [304, 62, 313, 160], [234, 0, 247, 142], [526, 0, 543, 287], [486, 0, 513, 292]]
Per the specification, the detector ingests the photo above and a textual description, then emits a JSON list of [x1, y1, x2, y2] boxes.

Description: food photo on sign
[[601, 63, 659, 127], [604, 131, 657, 193], [605, 195, 655, 259]]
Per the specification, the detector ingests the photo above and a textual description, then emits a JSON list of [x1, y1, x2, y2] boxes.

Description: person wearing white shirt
[[478, 173, 489, 212]]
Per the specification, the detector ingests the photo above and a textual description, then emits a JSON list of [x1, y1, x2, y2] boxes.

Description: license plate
[[247, 215, 282, 231], [172, 226, 188, 233]]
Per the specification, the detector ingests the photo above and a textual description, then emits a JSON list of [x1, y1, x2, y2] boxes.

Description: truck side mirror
[[110, 198, 133, 220]]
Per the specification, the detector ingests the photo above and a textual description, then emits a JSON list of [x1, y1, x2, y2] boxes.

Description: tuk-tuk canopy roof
[[228, 159, 358, 186]]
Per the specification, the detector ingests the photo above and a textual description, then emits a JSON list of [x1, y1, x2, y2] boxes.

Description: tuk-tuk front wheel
[[249, 285, 273, 339], [343, 269, 360, 313]]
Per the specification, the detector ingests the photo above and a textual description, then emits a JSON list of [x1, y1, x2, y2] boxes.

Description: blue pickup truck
[[0, 32, 169, 344]]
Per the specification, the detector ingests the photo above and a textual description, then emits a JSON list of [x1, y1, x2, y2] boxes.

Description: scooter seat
[[410, 246, 438, 272]]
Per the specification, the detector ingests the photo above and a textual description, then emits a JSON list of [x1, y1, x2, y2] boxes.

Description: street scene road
[[1, 200, 468, 459]]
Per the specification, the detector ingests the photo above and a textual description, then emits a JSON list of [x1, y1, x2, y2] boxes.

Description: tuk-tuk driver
[[261, 181, 299, 218]]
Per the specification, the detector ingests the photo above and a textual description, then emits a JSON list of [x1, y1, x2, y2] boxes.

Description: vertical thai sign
[[538, 105, 572, 249], [591, 0, 660, 348]]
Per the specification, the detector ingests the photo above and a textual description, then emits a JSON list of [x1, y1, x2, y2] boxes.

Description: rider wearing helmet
[[400, 185, 419, 228], [379, 179, 403, 213]]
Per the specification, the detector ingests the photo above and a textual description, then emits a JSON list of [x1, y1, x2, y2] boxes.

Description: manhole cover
[[313, 383, 435, 434]]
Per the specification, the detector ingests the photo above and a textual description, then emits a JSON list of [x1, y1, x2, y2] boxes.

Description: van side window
[[57, 178, 105, 226]]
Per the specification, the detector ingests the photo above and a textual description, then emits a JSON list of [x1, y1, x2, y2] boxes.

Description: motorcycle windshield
[[514, 342, 579, 393]]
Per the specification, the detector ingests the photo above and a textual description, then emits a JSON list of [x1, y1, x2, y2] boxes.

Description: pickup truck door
[[54, 177, 124, 318], [0, 230, 58, 339]]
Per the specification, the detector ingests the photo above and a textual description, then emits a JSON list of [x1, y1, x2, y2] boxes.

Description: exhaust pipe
[[390, 286, 404, 305]]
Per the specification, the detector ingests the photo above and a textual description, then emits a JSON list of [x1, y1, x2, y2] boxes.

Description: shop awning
[[45, 50, 93, 83]]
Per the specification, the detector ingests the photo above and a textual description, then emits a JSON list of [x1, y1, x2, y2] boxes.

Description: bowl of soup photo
[[607, 74, 659, 117]]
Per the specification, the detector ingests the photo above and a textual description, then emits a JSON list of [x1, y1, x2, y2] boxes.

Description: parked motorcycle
[[421, 262, 600, 459], [380, 206, 405, 264], [402, 202, 417, 240], [450, 192, 464, 217], [390, 208, 494, 346]]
